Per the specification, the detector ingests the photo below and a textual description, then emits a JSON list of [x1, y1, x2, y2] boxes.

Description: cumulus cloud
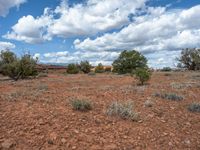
[[0, 41, 15, 50], [74, 5, 200, 54], [4, 8, 53, 44], [4, 0, 148, 43], [0, 0, 26, 17], [37, 50, 119, 66]]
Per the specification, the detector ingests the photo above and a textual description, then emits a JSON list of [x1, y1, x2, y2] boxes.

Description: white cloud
[[38, 50, 119, 66], [0, 41, 15, 50], [0, 0, 26, 17], [4, 8, 53, 44], [4, 0, 148, 43], [74, 5, 200, 54]]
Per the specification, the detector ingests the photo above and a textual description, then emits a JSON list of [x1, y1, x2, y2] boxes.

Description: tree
[[112, 50, 148, 74], [95, 63, 104, 73], [79, 61, 91, 73], [177, 48, 200, 70], [0, 50, 38, 80], [134, 68, 151, 85], [67, 63, 79, 74]]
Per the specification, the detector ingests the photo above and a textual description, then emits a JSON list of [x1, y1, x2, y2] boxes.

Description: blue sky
[[0, 0, 200, 68]]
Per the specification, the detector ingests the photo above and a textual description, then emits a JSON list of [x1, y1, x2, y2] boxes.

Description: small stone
[[48, 139, 54, 145], [72, 146, 76, 149], [1, 139, 14, 149], [61, 138, 67, 144], [105, 143, 118, 150], [168, 142, 173, 146], [74, 130, 79, 134]]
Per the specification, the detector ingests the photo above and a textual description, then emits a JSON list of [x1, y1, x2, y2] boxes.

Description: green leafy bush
[[161, 67, 172, 72], [107, 101, 139, 121], [112, 50, 147, 74], [134, 68, 151, 85], [95, 63, 104, 73], [0, 51, 38, 80], [79, 61, 91, 73], [67, 63, 79, 74], [70, 99, 92, 111]]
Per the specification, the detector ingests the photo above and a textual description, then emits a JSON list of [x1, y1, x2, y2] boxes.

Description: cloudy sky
[[0, 0, 200, 68]]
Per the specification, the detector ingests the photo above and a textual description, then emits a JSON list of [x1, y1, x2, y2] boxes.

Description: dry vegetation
[[0, 71, 200, 149]]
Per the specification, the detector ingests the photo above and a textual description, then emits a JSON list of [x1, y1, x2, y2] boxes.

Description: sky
[[0, 0, 200, 68]]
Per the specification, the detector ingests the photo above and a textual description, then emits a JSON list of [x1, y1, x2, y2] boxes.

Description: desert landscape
[[0, 71, 200, 150]]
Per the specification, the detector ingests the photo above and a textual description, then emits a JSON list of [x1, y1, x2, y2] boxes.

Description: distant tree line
[[1, 48, 200, 83]]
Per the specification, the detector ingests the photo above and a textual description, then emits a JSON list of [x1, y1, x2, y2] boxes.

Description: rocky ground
[[0, 72, 200, 150]]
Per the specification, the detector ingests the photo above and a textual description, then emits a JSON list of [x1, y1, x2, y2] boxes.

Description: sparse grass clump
[[70, 99, 92, 111], [188, 103, 200, 112], [154, 93, 183, 101], [37, 84, 48, 91], [107, 101, 139, 121], [88, 72, 96, 76]]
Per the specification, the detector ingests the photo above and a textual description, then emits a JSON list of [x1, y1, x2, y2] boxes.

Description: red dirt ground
[[0, 72, 200, 150]]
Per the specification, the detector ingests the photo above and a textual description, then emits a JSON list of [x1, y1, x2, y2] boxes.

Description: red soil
[[0, 72, 200, 149]]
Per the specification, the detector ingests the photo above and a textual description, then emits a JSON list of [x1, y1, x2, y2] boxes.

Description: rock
[[48, 139, 54, 145], [72, 146, 76, 149], [74, 130, 79, 134], [105, 143, 118, 150], [1, 139, 15, 149], [61, 138, 67, 144]]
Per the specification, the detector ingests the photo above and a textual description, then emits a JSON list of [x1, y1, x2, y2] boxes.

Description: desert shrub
[[134, 68, 151, 85], [144, 99, 154, 107], [177, 48, 200, 70], [67, 63, 79, 74], [0, 51, 38, 80], [38, 73, 48, 77], [88, 72, 96, 76], [188, 103, 200, 112], [37, 84, 48, 91], [95, 63, 104, 73], [154, 93, 183, 101], [112, 50, 148, 74], [107, 101, 139, 121], [104, 67, 112, 72], [70, 99, 92, 111], [161, 67, 172, 72], [79, 61, 91, 73]]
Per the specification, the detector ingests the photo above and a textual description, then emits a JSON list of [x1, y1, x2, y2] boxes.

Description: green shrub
[[112, 50, 148, 74], [161, 67, 172, 72], [67, 63, 79, 74], [95, 63, 104, 73], [107, 101, 139, 121], [154, 93, 183, 101], [70, 99, 92, 111], [188, 103, 200, 112], [0, 51, 38, 80], [134, 68, 151, 85], [80, 61, 91, 73]]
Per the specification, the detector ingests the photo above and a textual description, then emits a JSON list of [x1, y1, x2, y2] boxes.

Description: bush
[[188, 103, 200, 112], [0, 51, 38, 80], [70, 99, 92, 111], [88, 72, 96, 76], [161, 67, 172, 72], [112, 50, 148, 74], [80, 61, 91, 73], [154, 93, 183, 101], [95, 63, 104, 73], [177, 48, 200, 70], [67, 63, 79, 74], [107, 101, 139, 121], [134, 68, 151, 85]]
